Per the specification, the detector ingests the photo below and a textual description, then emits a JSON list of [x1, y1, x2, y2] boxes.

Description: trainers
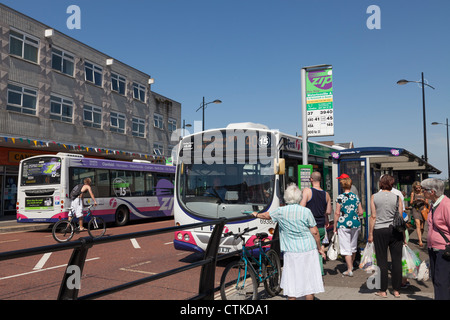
[[343, 270, 353, 277]]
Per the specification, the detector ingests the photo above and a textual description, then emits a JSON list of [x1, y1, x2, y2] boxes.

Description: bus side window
[[133, 171, 145, 196], [146, 173, 154, 196]]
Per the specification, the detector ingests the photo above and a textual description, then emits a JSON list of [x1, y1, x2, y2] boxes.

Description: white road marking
[[0, 257, 100, 280], [119, 260, 156, 275], [164, 242, 173, 245], [130, 238, 141, 249], [33, 252, 52, 270]]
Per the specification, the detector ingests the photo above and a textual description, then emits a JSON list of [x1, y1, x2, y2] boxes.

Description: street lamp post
[[397, 72, 435, 163], [432, 118, 450, 183], [195, 97, 222, 131]]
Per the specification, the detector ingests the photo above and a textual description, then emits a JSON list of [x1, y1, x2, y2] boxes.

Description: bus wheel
[[115, 206, 129, 226]]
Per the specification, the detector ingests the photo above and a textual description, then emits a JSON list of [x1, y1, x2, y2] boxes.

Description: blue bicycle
[[220, 227, 282, 300]]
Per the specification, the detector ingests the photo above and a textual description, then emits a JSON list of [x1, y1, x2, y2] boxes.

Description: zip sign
[[305, 68, 334, 137]]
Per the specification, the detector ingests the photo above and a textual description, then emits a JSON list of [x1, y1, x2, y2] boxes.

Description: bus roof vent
[[226, 122, 269, 130], [56, 152, 84, 158]]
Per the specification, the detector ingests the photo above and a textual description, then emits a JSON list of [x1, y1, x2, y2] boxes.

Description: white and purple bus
[[16, 153, 175, 225]]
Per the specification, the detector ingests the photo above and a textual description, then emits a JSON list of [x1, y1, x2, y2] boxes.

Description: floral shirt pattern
[[336, 192, 361, 229]]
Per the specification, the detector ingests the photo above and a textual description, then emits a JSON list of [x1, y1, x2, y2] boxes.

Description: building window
[[7, 83, 38, 115], [153, 143, 164, 156], [111, 73, 126, 95], [83, 104, 102, 128], [9, 29, 39, 63], [110, 111, 126, 134], [133, 82, 146, 102], [50, 95, 73, 123], [132, 117, 145, 138], [85, 61, 103, 86], [168, 118, 177, 132], [51, 48, 75, 76], [154, 114, 164, 129]]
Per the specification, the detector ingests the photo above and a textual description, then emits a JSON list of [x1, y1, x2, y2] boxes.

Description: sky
[[3, 0, 450, 178]]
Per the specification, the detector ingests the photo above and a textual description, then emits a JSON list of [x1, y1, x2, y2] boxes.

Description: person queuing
[[334, 174, 364, 277], [421, 178, 450, 300], [252, 183, 325, 300], [368, 174, 404, 298], [300, 171, 332, 275]]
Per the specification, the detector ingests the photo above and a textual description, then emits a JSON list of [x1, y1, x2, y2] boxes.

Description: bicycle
[[52, 205, 106, 243], [219, 226, 282, 300]]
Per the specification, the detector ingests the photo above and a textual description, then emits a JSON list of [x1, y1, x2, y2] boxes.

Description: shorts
[[70, 197, 83, 218], [338, 228, 360, 256]]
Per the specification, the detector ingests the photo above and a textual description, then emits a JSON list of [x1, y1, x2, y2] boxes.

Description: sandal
[[375, 291, 387, 298], [393, 291, 401, 298], [342, 270, 353, 277]]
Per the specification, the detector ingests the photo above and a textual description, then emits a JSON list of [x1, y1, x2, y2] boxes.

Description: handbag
[[421, 205, 429, 220], [392, 196, 406, 232], [327, 233, 339, 261]]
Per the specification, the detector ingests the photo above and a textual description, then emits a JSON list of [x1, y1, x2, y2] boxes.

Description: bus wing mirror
[[274, 158, 285, 175]]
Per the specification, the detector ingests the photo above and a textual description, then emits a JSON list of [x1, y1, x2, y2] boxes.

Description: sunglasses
[[422, 188, 432, 193]]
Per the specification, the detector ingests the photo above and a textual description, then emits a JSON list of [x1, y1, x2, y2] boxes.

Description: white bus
[[17, 153, 175, 225], [173, 123, 338, 254]]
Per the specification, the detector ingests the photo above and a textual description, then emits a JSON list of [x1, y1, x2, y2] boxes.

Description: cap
[[337, 173, 350, 179]]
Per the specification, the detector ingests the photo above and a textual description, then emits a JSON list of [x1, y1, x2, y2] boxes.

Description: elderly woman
[[422, 178, 450, 300], [334, 176, 364, 277], [369, 174, 404, 298], [252, 184, 325, 300]]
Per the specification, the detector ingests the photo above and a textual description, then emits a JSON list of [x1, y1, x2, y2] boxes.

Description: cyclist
[[69, 177, 98, 231]]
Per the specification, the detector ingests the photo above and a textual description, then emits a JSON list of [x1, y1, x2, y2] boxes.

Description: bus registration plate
[[218, 247, 231, 253]]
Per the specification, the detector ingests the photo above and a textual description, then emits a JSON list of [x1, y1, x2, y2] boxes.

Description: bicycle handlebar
[[224, 226, 258, 240]]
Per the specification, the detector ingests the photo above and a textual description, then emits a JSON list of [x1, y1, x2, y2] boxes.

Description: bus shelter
[[330, 147, 441, 240]]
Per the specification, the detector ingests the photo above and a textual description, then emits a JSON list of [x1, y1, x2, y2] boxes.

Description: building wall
[[0, 4, 181, 160], [0, 4, 181, 216]]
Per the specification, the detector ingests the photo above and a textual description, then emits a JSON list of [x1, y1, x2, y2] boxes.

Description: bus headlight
[[184, 233, 190, 242], [177, 232, 183, 240]]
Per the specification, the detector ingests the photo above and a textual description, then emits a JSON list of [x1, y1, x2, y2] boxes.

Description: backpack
[[70, 183, 84, 200]]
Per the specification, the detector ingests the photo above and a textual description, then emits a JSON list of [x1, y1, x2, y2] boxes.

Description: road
[[0, 218, 226, 300], [0, 217, 436, 301]]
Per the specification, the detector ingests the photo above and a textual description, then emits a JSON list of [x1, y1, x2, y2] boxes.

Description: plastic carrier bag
[[359, 242, 377, 273], [402, 244, 421, 279], [417, 260, 429, 281], [327, 233, 340, 261]]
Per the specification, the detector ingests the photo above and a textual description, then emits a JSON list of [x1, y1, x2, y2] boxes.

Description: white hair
[[284, 183, 302, 204], [421, 178, 445, 197]]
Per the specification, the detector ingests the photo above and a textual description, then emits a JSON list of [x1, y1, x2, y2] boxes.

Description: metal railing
[[0, 216, 278, 300]]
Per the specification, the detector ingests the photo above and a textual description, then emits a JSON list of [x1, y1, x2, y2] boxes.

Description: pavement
[[0, 215, 51, 234], [266, 223, 435, 300]]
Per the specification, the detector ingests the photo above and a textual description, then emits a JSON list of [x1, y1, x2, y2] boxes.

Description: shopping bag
[[417, 260, 429, 281], [359, 242, 377, 273], [327, 233, 339, 260], [402, 244, 421, 279], [322, 231, 329, 245]]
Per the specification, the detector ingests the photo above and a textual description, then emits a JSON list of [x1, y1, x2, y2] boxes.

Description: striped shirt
[[270, 204, 317, 253]]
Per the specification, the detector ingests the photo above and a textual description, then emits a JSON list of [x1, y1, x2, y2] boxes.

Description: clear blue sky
[[4, 0, 450, 178]]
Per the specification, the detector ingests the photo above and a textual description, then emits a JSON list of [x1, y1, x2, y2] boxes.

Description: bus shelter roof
[[331, 147, 441, 175]]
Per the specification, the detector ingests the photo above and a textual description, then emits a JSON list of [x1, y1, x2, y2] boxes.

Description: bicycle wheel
[[263, 249, 282, 296], [52, 220, 74, 243], [220, 259, 258, 300], [88, 216, 106, 238]]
